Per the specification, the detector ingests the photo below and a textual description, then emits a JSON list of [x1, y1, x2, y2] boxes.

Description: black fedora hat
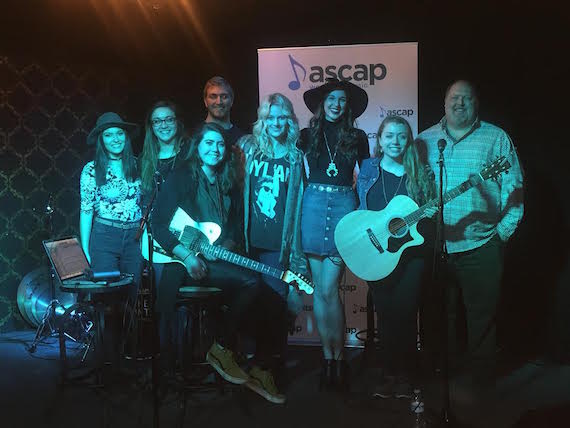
[[87, 112, 139, 146], [303, 78, 369, 119]]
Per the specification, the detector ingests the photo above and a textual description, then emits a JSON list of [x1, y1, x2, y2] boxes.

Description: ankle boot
[[319, 359, 336, 390], [334, 359, 349, 393]]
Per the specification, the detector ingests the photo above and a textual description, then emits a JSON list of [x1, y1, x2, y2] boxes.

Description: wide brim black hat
[[303, 78, 369, 119], [87, 112, 139, 146]]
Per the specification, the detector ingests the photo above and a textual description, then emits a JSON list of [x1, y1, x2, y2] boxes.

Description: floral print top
[[80, 161, 142, 222]]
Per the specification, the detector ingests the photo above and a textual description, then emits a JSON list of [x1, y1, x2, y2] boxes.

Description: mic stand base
[[28, 298, 66, 353]]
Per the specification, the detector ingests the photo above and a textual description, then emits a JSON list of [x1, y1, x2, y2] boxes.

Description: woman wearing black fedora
[[299, 79, 369, 391], [80, 112, 143, 301]]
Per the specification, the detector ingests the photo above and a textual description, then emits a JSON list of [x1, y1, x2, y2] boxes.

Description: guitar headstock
[[481, 156, 511, 181], [282, 270, 314, 295]]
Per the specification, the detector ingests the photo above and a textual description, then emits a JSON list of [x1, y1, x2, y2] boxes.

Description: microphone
[[45, 194, 54, 215], [437, 139, 447, 154], [84, 268, 121, 282]]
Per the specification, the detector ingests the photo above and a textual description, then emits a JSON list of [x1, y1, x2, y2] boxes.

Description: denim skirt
[[301, 183, 357, 256]]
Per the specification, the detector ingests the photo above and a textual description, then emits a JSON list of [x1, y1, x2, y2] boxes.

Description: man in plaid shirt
[[417, 80, 524, 391]]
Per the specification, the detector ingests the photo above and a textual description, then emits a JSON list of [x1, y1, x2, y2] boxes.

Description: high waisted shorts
[[301, 183, 356, 257]]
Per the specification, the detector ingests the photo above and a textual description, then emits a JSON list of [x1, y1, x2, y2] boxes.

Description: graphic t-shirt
[[248, 154, 290, 251]]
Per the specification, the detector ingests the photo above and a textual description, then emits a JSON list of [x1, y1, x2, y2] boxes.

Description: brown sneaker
[[206, 342, 249, 385], [246, 366, 286, 404]]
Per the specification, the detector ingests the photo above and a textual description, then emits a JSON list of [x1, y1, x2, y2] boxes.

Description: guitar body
[[140, 207, 314, 294], [141, 207, 221, 264], [334, 195, 424, 282], [335, 157, 512, 283]]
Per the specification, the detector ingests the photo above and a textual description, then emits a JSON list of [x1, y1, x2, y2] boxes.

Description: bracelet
[[182, 252, 199, 263]]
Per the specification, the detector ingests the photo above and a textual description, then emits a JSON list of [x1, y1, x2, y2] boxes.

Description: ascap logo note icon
[[287, 54, 387, 91], [339, 284, 357, 292]]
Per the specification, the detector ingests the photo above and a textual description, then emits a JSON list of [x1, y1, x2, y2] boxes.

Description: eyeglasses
[[151, 116, 176, 127]]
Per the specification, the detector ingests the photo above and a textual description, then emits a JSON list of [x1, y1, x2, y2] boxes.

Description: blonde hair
[[250, 93, 301, 163]]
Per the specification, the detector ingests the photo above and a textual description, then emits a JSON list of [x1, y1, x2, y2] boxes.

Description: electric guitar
[[140, 208, 314, 295], [334, 156, 511, 282]]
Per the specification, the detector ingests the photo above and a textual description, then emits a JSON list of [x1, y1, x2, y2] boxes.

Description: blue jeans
[[90, 221, 143, 300]]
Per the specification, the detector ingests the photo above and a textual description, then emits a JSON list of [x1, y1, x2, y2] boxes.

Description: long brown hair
[[183, 122, 237, 194], [140, 100, 186, 193], [375, 116, 435, 204], [306, 90, 361, 159], [94, 132, 137, 186]]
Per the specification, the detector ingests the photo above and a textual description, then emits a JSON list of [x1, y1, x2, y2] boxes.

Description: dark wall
[[1, 0, 568, 358]]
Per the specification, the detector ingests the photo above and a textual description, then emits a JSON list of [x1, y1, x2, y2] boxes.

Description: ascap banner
[[258, 42, 418, 347]]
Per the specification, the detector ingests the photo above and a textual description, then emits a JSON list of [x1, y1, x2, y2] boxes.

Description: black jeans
[[156, 259, 286, 367], [444, 235, 504, 382], [368, 256, 426, 379]]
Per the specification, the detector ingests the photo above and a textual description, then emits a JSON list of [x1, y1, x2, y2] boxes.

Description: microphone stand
[[28, 195, 65, 353], [135, 182, 160, 428], [433, 143, 456, 426]]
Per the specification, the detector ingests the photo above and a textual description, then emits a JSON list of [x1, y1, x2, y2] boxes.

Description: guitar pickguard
[[386, 230, 414, 253]]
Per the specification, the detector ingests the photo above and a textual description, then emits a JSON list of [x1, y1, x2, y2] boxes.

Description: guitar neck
[[404, 174, 483, 225], [199, 244, 285, 280]]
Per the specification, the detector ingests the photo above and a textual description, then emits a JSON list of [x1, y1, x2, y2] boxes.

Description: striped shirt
[[417, 118, 524, 254]]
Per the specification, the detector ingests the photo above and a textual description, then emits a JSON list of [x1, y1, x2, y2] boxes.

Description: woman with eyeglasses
[[139, 101, 188, 368], [140, 100, 186, 204]]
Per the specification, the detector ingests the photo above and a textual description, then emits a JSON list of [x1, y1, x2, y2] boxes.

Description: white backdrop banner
[[257, 42, 418, 347]]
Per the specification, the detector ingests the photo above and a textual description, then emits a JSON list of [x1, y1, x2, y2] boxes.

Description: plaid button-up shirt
[[417, 118, 524, 254]]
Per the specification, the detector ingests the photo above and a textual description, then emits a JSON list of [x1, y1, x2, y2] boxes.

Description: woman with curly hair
[[239, 93, 308, 311], [357, 115, 436, 399], [299, 79, 370, 391]]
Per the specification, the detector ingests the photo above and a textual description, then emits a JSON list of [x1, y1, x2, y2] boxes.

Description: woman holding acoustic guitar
[[356, 115, 436, 399]]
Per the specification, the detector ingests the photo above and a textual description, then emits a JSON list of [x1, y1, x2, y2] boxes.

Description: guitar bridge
[[366, 228, 384, 254]]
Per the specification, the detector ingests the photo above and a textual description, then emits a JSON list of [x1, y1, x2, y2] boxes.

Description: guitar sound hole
[[388, 217, 408, 237]]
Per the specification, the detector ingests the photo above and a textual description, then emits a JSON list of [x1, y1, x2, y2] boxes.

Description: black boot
[[319, 359, 336, 390], [334, 359, 350, 393]]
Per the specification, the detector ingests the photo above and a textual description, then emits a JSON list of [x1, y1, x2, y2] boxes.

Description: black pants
[[444, 236, 503, 381], [156, 259, 286, 367], [368, 256, 426, 379]]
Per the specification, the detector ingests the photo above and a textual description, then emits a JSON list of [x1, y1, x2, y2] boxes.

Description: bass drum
[[17, 267, 76, 327]]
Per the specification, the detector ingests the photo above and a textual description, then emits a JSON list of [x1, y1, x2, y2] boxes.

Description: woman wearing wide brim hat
[[298, 78, 370, 393], [80, 111, 142, 306]]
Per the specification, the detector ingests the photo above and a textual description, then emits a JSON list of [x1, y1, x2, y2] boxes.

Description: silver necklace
[[323, 132, 339, 177], [381, 166, 404, 205]]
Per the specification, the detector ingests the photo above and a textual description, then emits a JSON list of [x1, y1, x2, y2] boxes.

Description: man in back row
[[203, 76, 246, 146], [417, 80, 524, 393]]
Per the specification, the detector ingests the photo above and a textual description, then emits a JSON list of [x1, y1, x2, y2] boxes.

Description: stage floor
[[0, 329, 568, 428]]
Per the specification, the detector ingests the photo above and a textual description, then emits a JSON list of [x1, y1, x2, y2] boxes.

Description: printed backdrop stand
[[257, 42, 418, 346]]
